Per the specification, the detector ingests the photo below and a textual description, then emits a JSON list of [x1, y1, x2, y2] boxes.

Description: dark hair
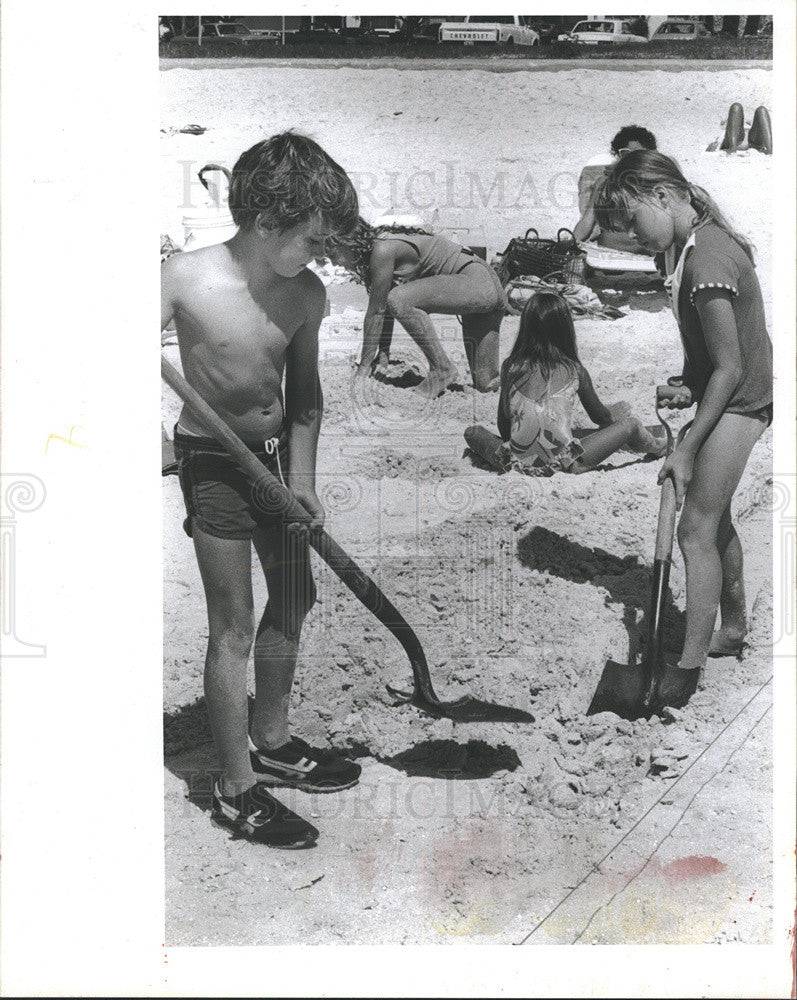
[[503, 292, 580, 387], [594, 149, 755, 261], [325, 217, 376, 285], [610, 125, 657, 155], [228, 131, 359, 234], [326, 218, 431, 289]]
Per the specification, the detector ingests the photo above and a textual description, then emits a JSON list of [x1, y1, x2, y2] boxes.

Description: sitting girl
[[465, 291, 663, 475]]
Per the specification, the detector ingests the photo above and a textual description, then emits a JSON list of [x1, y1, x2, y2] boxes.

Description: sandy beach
[[161, 61, 774, 946]]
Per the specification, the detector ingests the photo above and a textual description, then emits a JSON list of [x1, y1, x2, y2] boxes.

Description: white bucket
[[182, 209, 237, 251], [182, 163, 237, 250]]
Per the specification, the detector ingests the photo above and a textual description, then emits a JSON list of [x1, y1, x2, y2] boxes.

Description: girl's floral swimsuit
[[503, 364, 584, 475]]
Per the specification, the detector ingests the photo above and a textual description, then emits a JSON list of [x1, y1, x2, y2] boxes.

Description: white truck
[[439, 15, 540, 46]]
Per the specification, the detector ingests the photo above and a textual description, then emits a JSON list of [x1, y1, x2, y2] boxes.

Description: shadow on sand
[[377, 738, 521, 779], [164, 699, 524, 810], [373, 361, 466, 395], [515, 524, 685, 666]]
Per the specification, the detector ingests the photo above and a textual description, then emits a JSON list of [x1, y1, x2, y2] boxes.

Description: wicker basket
[[499, 228, 586, 284]]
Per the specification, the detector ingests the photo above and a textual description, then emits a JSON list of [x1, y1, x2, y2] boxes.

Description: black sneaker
[[210, 780, 318, 849], [248, 735, 361, 793]]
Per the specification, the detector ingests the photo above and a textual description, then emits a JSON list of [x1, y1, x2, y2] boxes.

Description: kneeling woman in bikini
[[326, 219, 505, 398]]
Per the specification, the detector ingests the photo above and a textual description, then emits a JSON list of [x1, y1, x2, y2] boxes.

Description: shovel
[[587, 384, 693, 720], [162, 356, 533, 724]]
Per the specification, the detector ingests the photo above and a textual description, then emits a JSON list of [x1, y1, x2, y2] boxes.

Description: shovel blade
[[386, 685, 535, 724], [419, 696, 535, 724], [587, 660, 653, 721]]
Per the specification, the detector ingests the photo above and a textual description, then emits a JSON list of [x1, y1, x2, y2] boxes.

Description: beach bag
[[498, 228, 586, 284]]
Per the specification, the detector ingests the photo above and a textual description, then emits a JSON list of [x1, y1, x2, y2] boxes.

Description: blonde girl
[[595, 150, 773, 707]]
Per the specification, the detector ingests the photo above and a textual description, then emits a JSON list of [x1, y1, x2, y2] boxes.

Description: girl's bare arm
[[676, 290, 742, 455], [572, 202, 597, 243], [359, 242, 396, 371], [577, 365, 615, 426], [573, 179, 603, 243], [497, 377, 511, 441]]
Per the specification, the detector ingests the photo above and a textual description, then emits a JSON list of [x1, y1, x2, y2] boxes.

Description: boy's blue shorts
[[173, 427, 290, 540]]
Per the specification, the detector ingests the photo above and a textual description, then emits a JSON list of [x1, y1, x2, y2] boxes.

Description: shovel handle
[[652, 418, 692, 563], [643, 420, 692, 709], [654, 476, 678, 563], [161, 355, 443, 706], [642, 471, 679, 711]]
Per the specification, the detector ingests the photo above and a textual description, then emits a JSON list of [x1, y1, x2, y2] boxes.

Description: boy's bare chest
[[181, 284, 300, 358]]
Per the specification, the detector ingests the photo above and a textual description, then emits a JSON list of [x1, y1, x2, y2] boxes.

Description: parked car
[[359, 15, 405, 41], [287, 24, 342, 44], [557, 19, 647, 45], [171, 22, 279, 50], [524, 20, 560, 44], [412, 16, 462, 43], [440, 15, 540, 46], [650, 19, 710, 41]]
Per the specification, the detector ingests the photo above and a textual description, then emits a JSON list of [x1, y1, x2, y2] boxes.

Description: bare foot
[[708, 626, 746, 658], [475, 375, 501, 393], [415, 364, 458, 399], [630, 421, 667, 457]]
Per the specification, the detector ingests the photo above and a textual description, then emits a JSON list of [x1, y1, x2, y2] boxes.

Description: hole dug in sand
[[380, 739, 521, 780]]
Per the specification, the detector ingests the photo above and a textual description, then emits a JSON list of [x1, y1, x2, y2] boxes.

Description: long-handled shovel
[[587, 384, 693, 720], [162, 356, 533, 723]]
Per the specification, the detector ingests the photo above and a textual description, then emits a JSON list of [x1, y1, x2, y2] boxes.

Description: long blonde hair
[[594, 150, 754, 262]]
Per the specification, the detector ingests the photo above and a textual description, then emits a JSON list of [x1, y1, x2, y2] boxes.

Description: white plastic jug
[[182, 164, 237, 250]]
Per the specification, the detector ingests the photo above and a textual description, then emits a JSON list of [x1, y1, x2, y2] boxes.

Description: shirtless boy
[[161, 132, 360, 848]]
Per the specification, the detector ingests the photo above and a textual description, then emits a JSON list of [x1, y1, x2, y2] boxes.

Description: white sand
[[161, 64, 772, 295]]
